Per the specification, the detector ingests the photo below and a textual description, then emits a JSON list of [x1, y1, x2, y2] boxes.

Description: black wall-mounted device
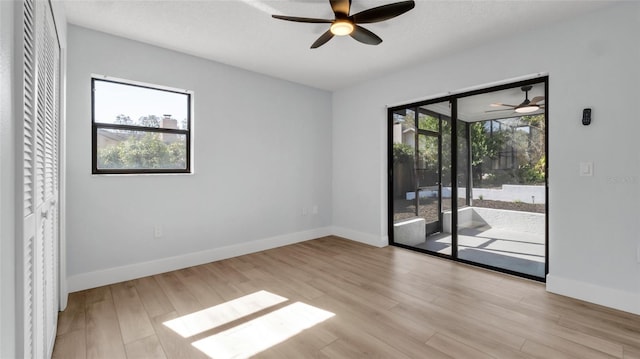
[[582, 108, 592, 126]]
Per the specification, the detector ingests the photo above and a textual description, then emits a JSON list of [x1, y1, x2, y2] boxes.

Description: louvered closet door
[[21, 0, 61, 357]]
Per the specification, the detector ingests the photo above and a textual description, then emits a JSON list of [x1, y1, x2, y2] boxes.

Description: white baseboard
[[546, 274, 640, 316], [330, 226, 388, 248], [67, 227, 332, 292]]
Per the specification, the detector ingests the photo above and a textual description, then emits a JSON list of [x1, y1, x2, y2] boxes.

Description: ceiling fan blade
[[529, 96, 545, 105], [351, 0, 415, 24], [350, 25, 382, 45], [490, 103, 517, 108], [330, 0, 351, 17], [311, 30, 334, 49], [272, 15, 332, 23]]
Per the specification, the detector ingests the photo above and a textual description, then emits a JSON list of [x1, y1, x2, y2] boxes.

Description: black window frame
[[91, 77, 192, 174]]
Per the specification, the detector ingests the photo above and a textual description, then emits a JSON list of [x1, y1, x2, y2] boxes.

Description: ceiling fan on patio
[[271, 0, 415, 49], [487, 85, 545, 114]]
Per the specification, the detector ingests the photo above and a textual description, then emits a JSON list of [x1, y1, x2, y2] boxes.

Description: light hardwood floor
[[53, 236, 640, 358]]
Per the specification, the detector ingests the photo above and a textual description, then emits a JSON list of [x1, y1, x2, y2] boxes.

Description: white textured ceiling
[[62, 0, 616, 91]]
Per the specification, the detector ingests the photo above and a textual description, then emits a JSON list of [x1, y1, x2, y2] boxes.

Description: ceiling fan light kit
[[514, 105, 539, 114], [488, 85, 545, 115], [330, 20, 354, 36], [272, 0, 415, 49]]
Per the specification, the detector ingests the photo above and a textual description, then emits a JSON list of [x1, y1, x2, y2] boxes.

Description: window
[[91, 77, 192, 174]]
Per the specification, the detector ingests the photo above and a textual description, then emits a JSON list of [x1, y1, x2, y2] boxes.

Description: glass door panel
[[417, 132, 439, 235], [456, 82, 547, 279], [391, 101, 452, 256]]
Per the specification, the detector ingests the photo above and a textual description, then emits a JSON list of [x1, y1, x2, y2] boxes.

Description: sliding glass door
[[389, 78, 548, 280], [390, 101, 452, 256]]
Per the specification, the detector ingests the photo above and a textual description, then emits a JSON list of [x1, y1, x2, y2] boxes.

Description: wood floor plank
[[311, 294, 442, 358], [83, 286, 111, 306], [202, 259, 251, 285], [265, 322, 337, 357], [150, 311, 209, 359], [56, 291, 86, 337], [173, 267, 225, 308], [110, 281, 155, 344], [521, 339, 575, 359], [189, 264, 245, 302], [154, 272, 202, 316], [85, 291, 126, 359], [624, 344, 640, 359], [52, 329, 86, 359], [318, 330, 413, 359], [132, 276, 175, 319], [124, 334, 167, 359], [558, 315, 640, 349], [55, 236, 640, 359], [426, 332, 494, 359], [391, 295, 528, 356], [433, 289, 624, 358]]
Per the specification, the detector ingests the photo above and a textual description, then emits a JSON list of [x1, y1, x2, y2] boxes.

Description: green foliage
[[167, 141, 187, 168], [137, 115, 161, 128], [469, 122, 506, 185], [393, 143, 414, 163], [97, 132, 186, 169], [517, 155, 546, 184], [418, 113, 439, 132], [470, 122, 505, 167], [470, 115, 545, 186]]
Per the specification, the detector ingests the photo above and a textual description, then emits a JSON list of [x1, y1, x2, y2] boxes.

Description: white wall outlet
[[154, 225, 163, 238], [579, 162, 593, 177]]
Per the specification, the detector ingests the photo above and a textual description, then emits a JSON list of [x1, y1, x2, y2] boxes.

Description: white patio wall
[[407, 184, 545, 204]]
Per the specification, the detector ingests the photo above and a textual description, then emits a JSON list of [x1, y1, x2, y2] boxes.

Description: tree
[[469, 115, 545, 186], [167, 141, 187, 168], [119, 133, 169, 168], [97, 132, 186, 169], [470, 121, 505, 184], [514, 114, 545, 184], [114, 114, 132, 126], [137, 115, 160, 128]]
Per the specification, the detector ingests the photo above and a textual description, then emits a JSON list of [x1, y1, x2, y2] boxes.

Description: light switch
[[579, 162, 593, 177]]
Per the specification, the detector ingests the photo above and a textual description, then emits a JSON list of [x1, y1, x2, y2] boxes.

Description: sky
[[93, 80, 189, 124]]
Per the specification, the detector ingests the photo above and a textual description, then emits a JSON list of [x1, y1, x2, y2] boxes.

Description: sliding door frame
[[388, 76, 549, 282]]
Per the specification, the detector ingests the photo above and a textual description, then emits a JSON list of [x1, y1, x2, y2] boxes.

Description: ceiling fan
[[272, 0, 415, 49], [488, 85, 545, 114]]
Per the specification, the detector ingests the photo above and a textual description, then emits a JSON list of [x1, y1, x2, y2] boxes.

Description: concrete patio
[[395, 207, 545, 278]]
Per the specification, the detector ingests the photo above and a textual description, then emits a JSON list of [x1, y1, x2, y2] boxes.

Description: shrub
[[393, 143, 414, 163]]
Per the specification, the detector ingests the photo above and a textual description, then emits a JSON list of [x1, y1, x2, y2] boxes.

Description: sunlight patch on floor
[[191, 301, 335, 358], [163, 290, 288, 338]]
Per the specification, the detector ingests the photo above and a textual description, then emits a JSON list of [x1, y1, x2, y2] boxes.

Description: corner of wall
[[0, 0, 17, 356], [330, 226, 388, 248]]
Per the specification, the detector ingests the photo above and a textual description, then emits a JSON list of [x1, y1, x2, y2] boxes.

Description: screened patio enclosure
[[389, 78, 547, 280]]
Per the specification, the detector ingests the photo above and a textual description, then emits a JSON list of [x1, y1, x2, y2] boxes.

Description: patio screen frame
[[387, 76, 549, 282]]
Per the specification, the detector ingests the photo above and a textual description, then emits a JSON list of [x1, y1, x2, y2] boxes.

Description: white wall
[[332, 2, 640, 314], [66, 26, 333, 291], [0, 1, 16, 356]]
